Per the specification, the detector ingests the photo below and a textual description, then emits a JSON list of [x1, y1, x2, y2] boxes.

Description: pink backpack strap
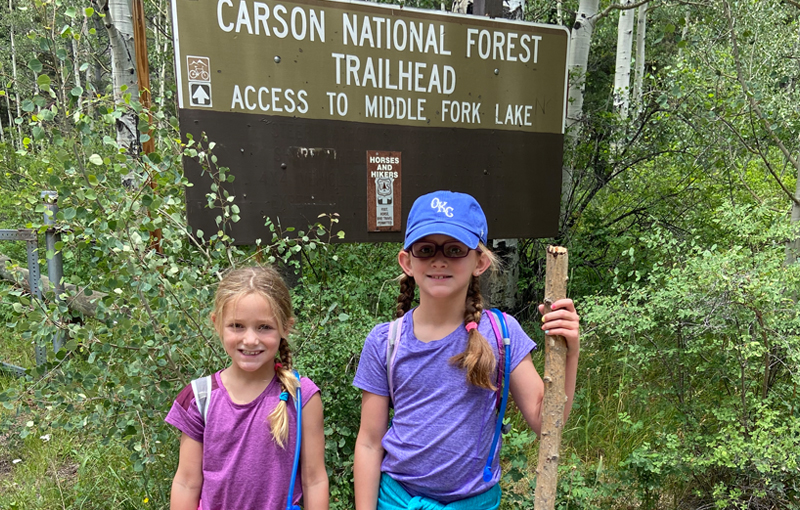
[[386, 317, 404, 405]]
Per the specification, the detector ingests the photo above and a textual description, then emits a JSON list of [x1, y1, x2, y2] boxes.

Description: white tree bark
[[72, 25, 83, 109], [565, 0, 599, 139], [2, 80, 13, 142], [9, 0, 23, 148], [562, 0, 600, 224], [97, 0, 140, 184], [614, 0, 635, 119], [632, 3, 648, 113]]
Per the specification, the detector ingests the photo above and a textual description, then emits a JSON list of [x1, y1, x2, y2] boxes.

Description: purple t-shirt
[[165, 371, 320, 510], [353, 309, 536, 502]]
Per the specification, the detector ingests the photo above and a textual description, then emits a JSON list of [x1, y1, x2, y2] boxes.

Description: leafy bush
[[581, 200, 800, 509]]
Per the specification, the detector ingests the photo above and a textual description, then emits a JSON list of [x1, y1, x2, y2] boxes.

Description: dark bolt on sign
[[170, 0, 569, 244], [367, 151, 402, 232]]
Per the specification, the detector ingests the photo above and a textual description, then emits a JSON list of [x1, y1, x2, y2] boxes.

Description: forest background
[[0, 0, 798, 508]]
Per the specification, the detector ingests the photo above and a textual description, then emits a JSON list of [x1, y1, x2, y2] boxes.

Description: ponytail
[[396, 274, 416, 318], [268, 337, 301, 448], [449, 275, 497, 391]]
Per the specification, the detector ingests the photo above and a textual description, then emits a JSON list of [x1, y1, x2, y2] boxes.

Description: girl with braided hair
[[166, 265, 329, 510], [353, 191, 580, 509]]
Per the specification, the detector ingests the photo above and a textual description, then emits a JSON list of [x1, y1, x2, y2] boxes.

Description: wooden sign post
[[534, 245, 569, 510]]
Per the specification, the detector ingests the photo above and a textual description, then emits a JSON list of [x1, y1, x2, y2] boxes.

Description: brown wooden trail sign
[[534, 245, 568, 510]]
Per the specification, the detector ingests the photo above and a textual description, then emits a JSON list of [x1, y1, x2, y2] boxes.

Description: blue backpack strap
[[386, 317, 404, 406], [484, 308, 512, 482], [190, 375, 213, 424], [286, 370, 303, 510], [485, 311, 506, 409]]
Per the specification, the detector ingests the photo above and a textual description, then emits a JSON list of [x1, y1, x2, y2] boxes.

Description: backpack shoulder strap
[[486, 309, 510, 409], [386, 317, 404, 406], [191, 375, 213, 424]]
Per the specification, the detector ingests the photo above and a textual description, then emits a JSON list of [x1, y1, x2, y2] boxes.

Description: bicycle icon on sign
[[187, 56, 211, 83], [189, 68, 209, 81]]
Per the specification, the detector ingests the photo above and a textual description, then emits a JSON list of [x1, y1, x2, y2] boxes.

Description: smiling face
[[213, 292, 284, 379], [398, 234, 491, 303]]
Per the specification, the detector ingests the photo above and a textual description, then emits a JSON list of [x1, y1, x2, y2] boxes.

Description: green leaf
[[28, 59, 43, 73], [37, 74, 52, 90], [88, 154, 103, 166], [65, 6, 77, 17], [84, 6, 94, 16], [70, 86, 84, 97]]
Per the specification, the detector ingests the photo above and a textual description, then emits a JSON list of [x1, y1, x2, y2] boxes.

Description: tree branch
[[594, 0, 654, 22]]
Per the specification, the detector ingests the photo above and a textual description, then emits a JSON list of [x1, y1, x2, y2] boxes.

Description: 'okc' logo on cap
[[430, 197, 454, 217]]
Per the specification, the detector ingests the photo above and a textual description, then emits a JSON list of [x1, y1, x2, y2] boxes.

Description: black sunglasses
[[409, 241, 474, 259]]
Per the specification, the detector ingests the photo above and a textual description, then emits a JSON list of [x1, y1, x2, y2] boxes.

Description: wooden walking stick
[[534, 245, 569, 510]]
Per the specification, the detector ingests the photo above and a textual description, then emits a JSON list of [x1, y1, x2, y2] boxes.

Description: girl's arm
[[354, 391, 390, 510], [510, 298, 580, 436], [170, 433, 203, 510], [300, 393, 329, 510]]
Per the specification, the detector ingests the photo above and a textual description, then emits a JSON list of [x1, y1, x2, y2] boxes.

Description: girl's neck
[[221, 364, 275, 404], [412, 296, 467, 342]]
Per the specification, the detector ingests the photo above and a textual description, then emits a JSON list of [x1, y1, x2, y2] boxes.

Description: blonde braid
[[396, 274, 416, 318], [449, 276, 497, 391], [268, 337, 301, 448]]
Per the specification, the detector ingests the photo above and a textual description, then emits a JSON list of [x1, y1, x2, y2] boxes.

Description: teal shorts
[[377, 473, 501, 510]]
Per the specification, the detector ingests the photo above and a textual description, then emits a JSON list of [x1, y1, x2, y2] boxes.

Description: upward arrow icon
[[192, 85, 210, 105]]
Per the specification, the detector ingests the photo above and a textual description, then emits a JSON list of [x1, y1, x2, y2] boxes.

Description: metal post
[[0, 228, 43, 374], [42, 191, 64, 353], [27, 232, 47, 366]]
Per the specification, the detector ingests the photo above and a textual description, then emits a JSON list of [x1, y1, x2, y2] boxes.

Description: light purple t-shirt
[[353, 309, 536, 503], [165, 371, 320, 510]]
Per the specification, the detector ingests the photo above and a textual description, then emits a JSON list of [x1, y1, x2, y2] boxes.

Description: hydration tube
[[286, 370, 303, 510], [483, 309, 512, 483]]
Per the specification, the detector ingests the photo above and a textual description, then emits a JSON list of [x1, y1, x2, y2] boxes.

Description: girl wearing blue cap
[[353, 191, 580, 509]]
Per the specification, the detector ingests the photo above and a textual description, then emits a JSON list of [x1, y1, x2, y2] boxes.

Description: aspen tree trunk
[[2, 80, 14, 142], [157, 0, 167, 107], [613, 0, 635, 119], [565, 0, 599, 138], [562, 0, 599, 225], [632, 3, 648, 113], [677, 9, 690, 58], [96, 0, 141, 184], [533, 246, 569, 510], [71, 34, 82, 108], [8, 0, 23, 148], [556, 0, 563, 26]]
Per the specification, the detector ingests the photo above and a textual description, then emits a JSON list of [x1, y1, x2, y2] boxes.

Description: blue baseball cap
[[404, 191, 488, 250]]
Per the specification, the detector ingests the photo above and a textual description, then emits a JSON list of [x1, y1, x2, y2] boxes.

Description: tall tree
[[93, 0, 140, 185], [631, 2, 648, 113], [613, 0, 635, 118]]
